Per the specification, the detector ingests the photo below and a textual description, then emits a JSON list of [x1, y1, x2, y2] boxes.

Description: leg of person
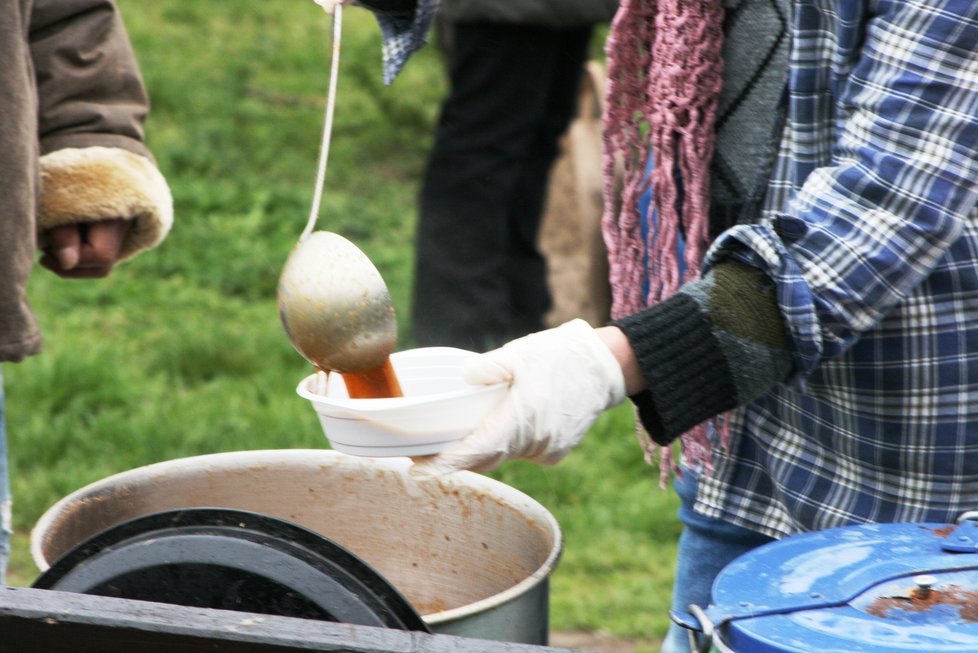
[[504, 25, 594, 339], [659, 470, 774, 653], [0, 369, 10, 585], [412, 22, 585, 351]]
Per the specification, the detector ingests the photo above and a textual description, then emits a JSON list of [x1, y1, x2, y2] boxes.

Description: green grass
[[4, 0, 681, 642]]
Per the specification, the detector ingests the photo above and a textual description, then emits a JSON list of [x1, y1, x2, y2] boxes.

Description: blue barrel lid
[[685, 519, 978, 652]]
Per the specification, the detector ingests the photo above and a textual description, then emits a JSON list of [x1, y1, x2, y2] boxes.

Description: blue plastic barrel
[[672, 514, 978, 652]]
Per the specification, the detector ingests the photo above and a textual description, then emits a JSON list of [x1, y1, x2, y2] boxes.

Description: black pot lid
[[673, 518, 978, 652], [32, 508, 429, 633]]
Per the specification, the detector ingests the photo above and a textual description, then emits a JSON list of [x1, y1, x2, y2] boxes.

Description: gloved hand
[[312, 0, 416, 17], [356, 0, 417, 17], [311, 0, 350, 15], [411, 319, 627, 477]]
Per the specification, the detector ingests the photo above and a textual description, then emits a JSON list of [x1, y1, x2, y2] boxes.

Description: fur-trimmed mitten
[[38, 146, 173, 262]]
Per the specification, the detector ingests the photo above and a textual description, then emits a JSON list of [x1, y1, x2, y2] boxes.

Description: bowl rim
[[296, 347, 508, 412], [297, 374, 507, 412]]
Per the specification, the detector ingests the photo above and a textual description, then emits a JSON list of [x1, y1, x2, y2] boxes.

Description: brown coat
[[0, 0, 172, 363]]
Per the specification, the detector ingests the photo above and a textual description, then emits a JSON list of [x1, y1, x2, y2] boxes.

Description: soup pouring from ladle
[[276, 6, 402, 398]]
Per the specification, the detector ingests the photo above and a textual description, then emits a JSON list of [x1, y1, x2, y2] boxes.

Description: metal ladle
[[276, 6, 402, 398]]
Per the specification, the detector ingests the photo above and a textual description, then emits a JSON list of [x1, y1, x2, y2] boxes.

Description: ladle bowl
[[277, 231, 397, 374]]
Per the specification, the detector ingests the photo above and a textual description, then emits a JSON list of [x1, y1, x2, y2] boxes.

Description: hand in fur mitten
[[38, 146, 173, 271], [39, 219, 130, 279]]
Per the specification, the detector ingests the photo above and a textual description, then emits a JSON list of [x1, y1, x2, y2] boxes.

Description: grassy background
[[5, 0, 680, 645]]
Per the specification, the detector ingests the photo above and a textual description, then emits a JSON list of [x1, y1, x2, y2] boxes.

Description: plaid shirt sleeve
[[371, 0, 439, 85], [707, 1, 978, 379], [690, 2, 978, 538]]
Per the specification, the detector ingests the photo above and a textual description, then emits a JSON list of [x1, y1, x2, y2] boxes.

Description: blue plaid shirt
[[695, 1, 978, 538], [371, 0, 439, 85]]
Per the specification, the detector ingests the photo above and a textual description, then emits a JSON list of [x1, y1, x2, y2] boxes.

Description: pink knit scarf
[[601, 0, 725, 477]]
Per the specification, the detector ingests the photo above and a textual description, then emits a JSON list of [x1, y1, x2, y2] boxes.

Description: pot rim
[[30, 449, 564, 625]]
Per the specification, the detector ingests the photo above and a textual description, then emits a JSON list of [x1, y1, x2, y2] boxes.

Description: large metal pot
[[30, 449, 562, 644]]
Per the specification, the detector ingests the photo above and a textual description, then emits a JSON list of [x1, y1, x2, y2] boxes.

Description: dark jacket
[[439, 0, 618, 28], [0, 0, 172, 362]]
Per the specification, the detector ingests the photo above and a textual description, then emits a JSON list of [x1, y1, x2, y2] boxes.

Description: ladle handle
[[341, 359, 404, 399], [301, 5, 342, 242]]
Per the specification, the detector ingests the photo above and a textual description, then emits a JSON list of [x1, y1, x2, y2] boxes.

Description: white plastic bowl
[[297, 347, 508, 457]]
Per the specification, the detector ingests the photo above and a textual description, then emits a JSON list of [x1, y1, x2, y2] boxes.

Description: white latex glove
[[411, 319, 626, 477], [312, 0, 350, 14]]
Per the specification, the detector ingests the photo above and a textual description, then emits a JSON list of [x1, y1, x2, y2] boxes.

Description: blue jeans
[[0, 369, 10, 584], [660, 471, 774, 653]]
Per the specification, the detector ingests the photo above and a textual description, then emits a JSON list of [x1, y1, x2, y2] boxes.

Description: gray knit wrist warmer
[[614, 261, 792, 444]]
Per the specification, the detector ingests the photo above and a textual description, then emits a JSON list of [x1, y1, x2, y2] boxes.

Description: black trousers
[[411, 21, 594, 351]]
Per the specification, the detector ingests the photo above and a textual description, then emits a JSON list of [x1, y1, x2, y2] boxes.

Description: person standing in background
[[411, 0, 618, 351], [0, 0, 173, 582]]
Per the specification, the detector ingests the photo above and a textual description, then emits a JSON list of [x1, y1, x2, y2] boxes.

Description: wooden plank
[[0, 587, 573, 653]]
